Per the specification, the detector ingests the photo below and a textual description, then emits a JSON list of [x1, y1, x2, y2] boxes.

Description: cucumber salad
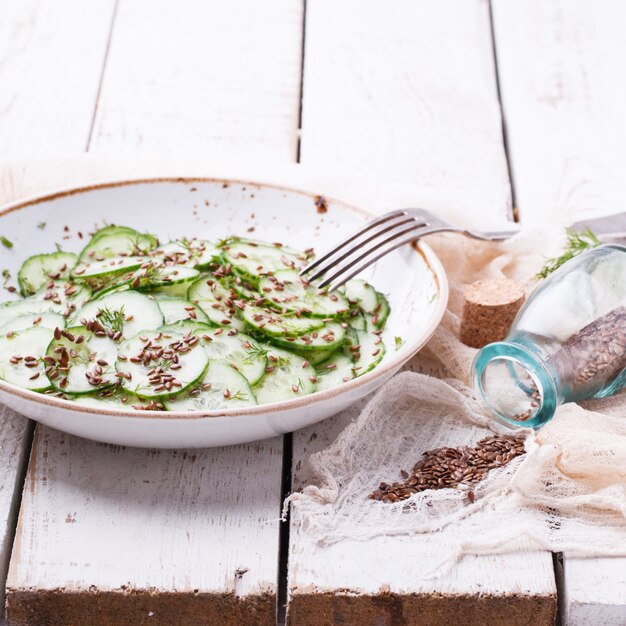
[[0, 225, 389, 411]]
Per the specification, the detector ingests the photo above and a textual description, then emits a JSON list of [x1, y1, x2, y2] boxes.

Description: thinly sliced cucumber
[[151, 239, 219, 270], [269, 322, 345, 352], [159, 320, 213, 335], [18, 252, 77, 296], [347, 311, 367, 331], [293, 346, 338, 366], [344, 279, 379, 314], [220, 238, 309, 279], [165, 360, 256, 411], [140, 266, 200, 297], [72, 388, 165, 410], [117, 330, 208, 398], [370, 292, 390, 329], [0, 299, 64, 328], [198, 330, 268, 385], [74, 291, 163, 339], [71, 256, 145, 291], [30, 280, 92, 317], [79, 227, 157, 261], [349, 329, 386, 377], [0, 326, 54, 391], [231, 275, 261, 301], [0, 312, 65, 334], [188, 277, 246, 331], [315, 352, 356, 391], [156, 296, 209, 325], [259, 269, 349, 317], [253, 346, 315, 404], [89, 225, 141, 241], [46, 326, 118, 394], [241, 306, 325, 338]]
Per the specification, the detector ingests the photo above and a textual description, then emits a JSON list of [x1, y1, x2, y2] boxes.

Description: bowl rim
[[0, 176, 449, 421]]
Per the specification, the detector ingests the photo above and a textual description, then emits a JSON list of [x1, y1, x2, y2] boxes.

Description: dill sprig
[[536, 227, 602, 280], [242, 341, 269, 364], [96, 306, 126, 334]]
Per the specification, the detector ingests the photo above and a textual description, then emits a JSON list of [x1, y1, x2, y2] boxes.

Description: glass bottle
[[472, 244, 626, 429]]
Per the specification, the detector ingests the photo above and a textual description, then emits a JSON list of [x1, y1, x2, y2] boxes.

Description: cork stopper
[[460, 278, 525, 349]]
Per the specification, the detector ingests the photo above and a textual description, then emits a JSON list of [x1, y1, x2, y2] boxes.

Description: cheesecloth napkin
[[287, 228, 626, 568]]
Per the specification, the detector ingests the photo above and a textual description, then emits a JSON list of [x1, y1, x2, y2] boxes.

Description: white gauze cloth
[[287, 228, 626, 565]]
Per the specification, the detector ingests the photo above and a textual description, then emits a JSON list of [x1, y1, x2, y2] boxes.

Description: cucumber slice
[[156, 296, 209, 325], [344, 279, 379, 314], [315, 352, 356, 391], [349, 329, 386, 377], [269, 322, 345, 352], [188, 277, 246, 331], [220, 238, 309, 279], [259, 269, 349, 317], [30, 279, 92, 317], [75, 291, 163, 339], [0, 299, 65, 329], [165, 360, 256, 411], [117, 330, 208, 398], [370, 292, 390, 329], [140, 266, 200, 297], [153, 239, 219, 270], [253, 346, 315, 404], [71, 388, 165, 411], [79, 227, 157, 261], [241, 306, 325, 338], [0, 312, 65, 334], [198, 330, 268, 385], [159, 320, 213, 335], [46, 326, 119, 394], [71, 256, 145, 292], [293, 346, 338, 366], [18, 252, 77, 296], [347, 311, 367, 331], [0, 326, 54, 391]]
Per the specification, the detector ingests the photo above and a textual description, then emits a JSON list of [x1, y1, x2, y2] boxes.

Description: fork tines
[[300, 209, 428, 291]]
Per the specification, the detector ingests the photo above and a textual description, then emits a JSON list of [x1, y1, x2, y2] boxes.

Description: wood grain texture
[[492, 0, 626, 227], [0, 0, 117, 160], [0, 409, 32, 614], [6, 427, 282, 626], [288, 411, 556, 626], [90, 0, 304, 160], [287, 2, 556, 622], [493, 1, 626, 622], [300, 0, 511, 219]]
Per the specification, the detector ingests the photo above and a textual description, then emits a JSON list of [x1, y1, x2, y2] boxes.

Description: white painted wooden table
[[0, 1, 625, 625]]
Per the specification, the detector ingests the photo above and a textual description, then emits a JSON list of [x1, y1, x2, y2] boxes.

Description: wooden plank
[[0, 2, 116, 621], [299, 0, 512, 219], [492, 1, 626, 622], [492, 0, 626, 227], [90, 0, 304, 160], [288, 413, 556, 626], [5, 1, 305, 623], [0, 410, 32, 614], [0, 0, 117, 160], [287, 2, 556, 622], [6, 427, 282, 626], [565, 558, 626, 625]]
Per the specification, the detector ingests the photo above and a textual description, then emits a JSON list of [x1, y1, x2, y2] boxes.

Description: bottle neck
[[472, 341, 561, 429]]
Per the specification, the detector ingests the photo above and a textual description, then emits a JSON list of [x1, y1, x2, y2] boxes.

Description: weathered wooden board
[[492, 0, 626, 227], [287, 2, 556, 623], [6, 427, 282, 626], [90, 0, 304, 160], [0, 0, 117, 160], [4, 0, 305, 623], [492, 1, 626, 622], [299, 0, 512, 219], [0, 410, 32, 615]]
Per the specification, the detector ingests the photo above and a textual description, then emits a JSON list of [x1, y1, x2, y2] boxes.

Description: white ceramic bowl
[[0, 178, 448, 448]]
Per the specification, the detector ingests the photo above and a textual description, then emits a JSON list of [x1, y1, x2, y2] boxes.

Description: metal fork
[[300, 208, 518, 290]]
